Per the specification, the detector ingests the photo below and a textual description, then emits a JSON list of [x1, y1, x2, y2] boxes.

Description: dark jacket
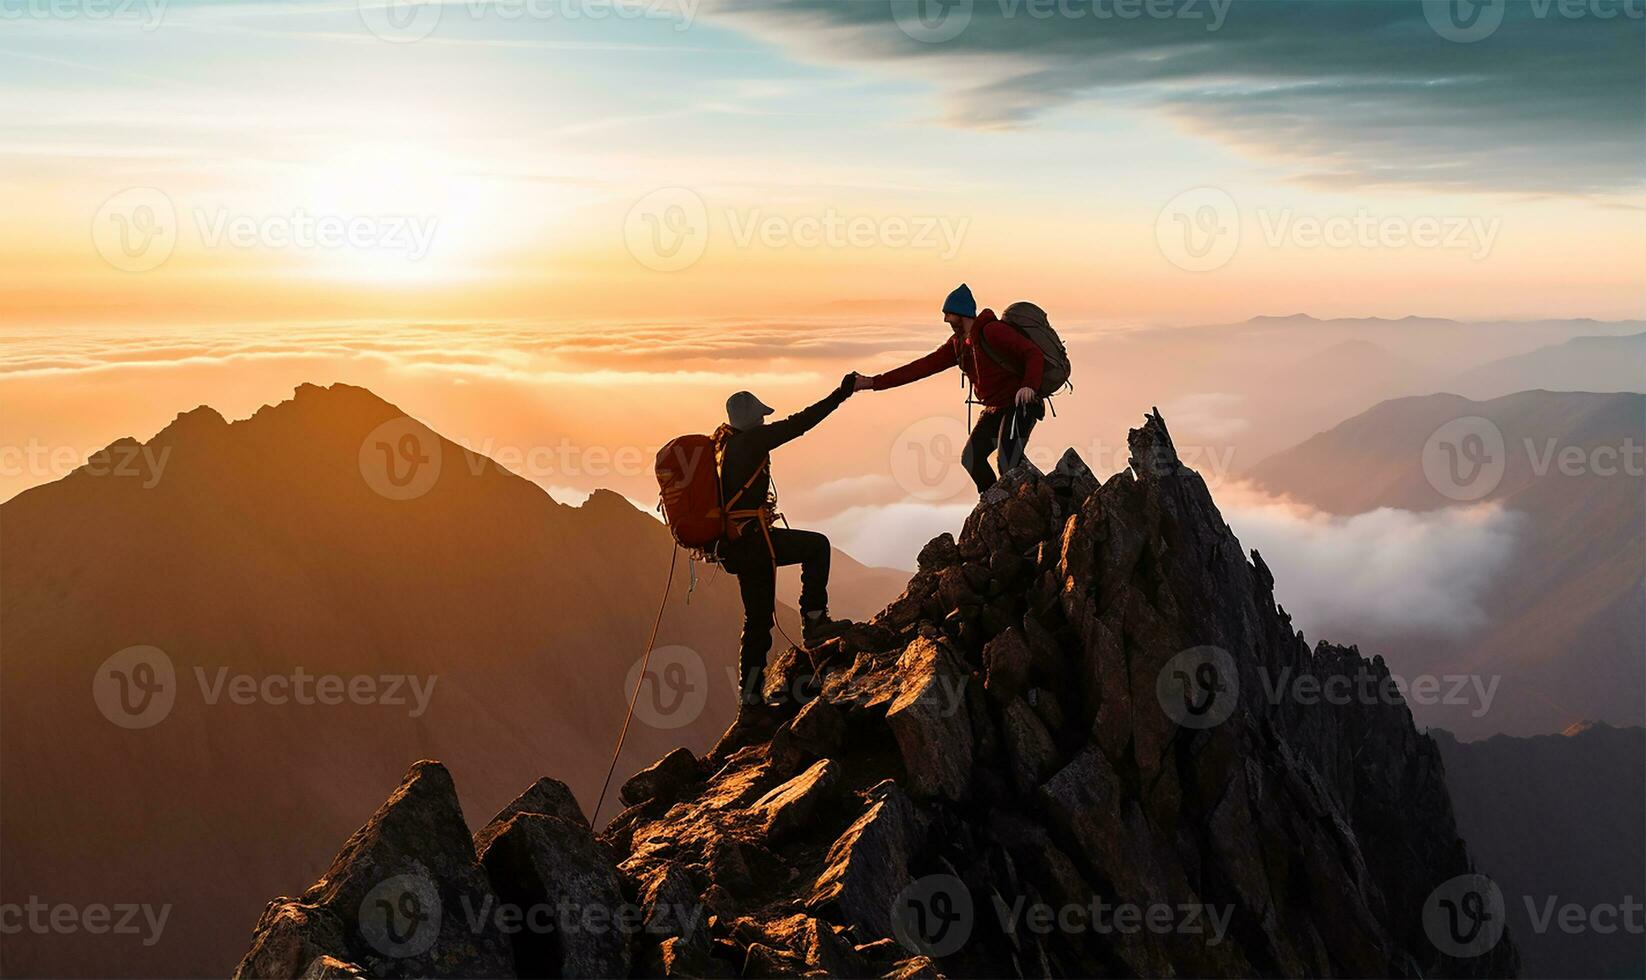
[[868, 309, 1045, 408], [719, 386, 850, 530]]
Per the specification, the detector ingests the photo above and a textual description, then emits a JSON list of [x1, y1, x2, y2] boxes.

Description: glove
[[1015, 386, 1038, 407], [839, 373, 859, 397]]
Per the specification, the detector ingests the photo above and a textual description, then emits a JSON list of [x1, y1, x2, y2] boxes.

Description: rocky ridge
[[235, 411, 1519, 978]]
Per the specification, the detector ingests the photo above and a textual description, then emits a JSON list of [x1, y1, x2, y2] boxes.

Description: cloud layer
[[1219, 482, 1523, 639]]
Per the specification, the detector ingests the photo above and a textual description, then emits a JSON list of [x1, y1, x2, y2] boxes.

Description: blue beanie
[[942, 283, 977, 318]]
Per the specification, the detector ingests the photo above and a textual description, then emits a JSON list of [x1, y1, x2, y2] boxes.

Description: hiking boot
[[802, 611, 851, 645]]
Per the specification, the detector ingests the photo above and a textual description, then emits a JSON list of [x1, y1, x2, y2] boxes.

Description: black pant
[[963, 404, 1041, 493], [723, 527, 831, 705]]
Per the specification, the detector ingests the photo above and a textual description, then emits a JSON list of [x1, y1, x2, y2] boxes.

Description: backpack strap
[[974, 321, 1026, 376]]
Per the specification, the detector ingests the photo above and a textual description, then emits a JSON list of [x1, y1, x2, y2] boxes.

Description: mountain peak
[[236, 409, 1517, 979]]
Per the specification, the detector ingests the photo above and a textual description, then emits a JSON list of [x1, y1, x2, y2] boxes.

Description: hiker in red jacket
[[855, 283, 1046, 493]]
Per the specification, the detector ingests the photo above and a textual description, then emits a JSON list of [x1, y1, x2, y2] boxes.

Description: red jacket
[[869, 310, 1045, 409]]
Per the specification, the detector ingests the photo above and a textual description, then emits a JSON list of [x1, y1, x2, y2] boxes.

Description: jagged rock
[[885, 637, 973, 801], [234, 761, 513, 980], [242, 410, 1520, 979], [621, 747, 702, 809], [981, 626, 1033, 702], [808, 781, 920, 939], [300, 955, 367, 978], [748, 758, 841, 840], [490, 776, 587, 829], [633, 860, 711, 975], [742, 942, 804, 977], [885, 955, 940, 979], [474, 812, 631, 979], [916, 532, 960, 571], [1002, 697, 1058, 794]]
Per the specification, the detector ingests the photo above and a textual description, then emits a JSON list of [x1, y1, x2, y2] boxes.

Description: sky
[[1, 0, 1642, 327], [1, 0, 1643, 591]]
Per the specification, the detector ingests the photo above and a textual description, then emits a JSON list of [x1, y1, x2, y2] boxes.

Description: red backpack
[[655, 429, 769, 554]]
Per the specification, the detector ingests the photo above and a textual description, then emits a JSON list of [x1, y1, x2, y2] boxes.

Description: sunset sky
[[2, 0, 1643, 570]]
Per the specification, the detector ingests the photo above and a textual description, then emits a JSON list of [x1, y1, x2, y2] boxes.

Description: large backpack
[[656, 434, 722, 549], [978, 301, 1072, 396], [655, 429, 769, 554]]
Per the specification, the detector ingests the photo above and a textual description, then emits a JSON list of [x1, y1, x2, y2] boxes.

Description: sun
[[285, 142, 510, 284]]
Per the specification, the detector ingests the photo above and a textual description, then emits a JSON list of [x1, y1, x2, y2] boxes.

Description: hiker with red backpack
[[655, 376, 858, 715], [854, 283, 1071, 493]]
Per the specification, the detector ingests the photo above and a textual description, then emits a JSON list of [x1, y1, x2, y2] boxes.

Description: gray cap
[[726, 391, 774, 430]]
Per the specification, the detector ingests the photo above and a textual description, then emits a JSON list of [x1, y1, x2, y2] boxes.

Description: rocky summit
[[235, 411, 1519, 979]]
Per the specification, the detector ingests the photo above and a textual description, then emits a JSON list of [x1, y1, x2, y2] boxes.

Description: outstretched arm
[[866, 340, 958, 392], [747, 375, 856, 454]]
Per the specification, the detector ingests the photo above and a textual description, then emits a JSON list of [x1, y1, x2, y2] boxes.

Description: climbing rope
[[592, 544, 679, 827]]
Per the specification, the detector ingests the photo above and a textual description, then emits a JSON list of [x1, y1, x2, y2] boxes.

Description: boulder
[[808, 782, 921, 938], [620, 747, 702, 809], [885, 637, 973, 801], [474, 812, 631, 979], [748, 758, 841, 840], [234, 761, 514, 980]]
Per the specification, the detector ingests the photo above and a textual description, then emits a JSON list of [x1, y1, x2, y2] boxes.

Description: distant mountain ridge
[[1248, 390, 1645, 737]]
